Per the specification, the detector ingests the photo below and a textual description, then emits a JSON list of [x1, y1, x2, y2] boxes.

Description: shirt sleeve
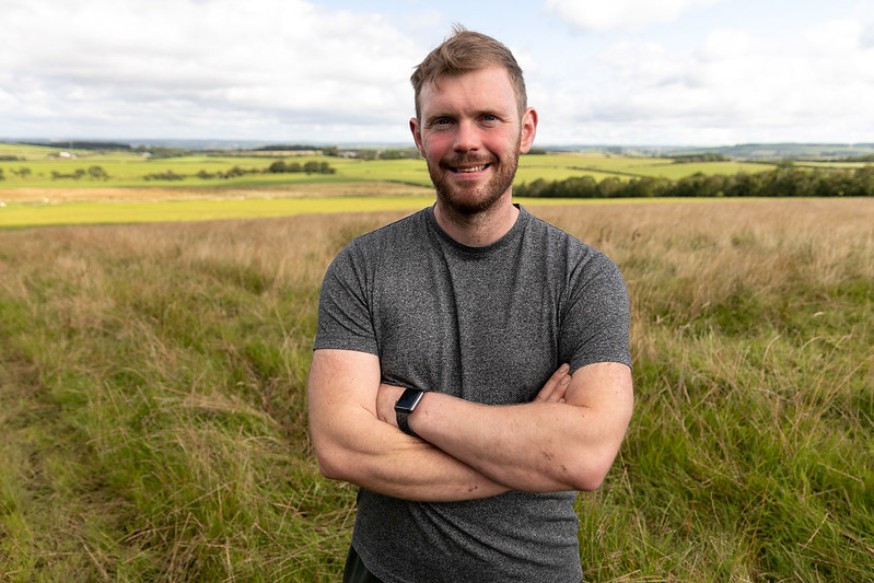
[[313, 242, 379, 355], [560, 251, 632, 373]]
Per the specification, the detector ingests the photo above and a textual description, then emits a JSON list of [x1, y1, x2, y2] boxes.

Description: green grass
[[0, 195, 657, 230], [0, 142, 63, 160], [0, 198, 871, 581], [0, 146, 781, 190], [0, 196, 435, 229]]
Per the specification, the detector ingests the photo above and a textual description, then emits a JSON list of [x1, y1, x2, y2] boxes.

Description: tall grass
[[0, 199, 871, 581]]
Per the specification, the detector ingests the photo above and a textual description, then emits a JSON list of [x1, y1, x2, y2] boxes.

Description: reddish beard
[[428, 150, 520, 216]]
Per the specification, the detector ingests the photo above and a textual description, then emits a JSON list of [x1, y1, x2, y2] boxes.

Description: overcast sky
[[2, 0, 873, 146]]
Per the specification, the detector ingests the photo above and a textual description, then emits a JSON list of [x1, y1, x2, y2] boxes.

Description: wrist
[[394, 388, 425, 437]]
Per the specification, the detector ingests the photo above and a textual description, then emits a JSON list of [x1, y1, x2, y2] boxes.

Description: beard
[[427, 148, 520, 216]]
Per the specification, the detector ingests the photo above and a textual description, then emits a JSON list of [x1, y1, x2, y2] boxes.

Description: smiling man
[[307, 27, 633, 583]]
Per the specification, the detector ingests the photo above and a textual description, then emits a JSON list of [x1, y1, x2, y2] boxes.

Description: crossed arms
[[307, 348, 633, 503]]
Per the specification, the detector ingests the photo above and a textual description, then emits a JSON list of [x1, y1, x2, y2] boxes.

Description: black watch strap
[[394, 388, 425, 438], [396, 409, 417, 437]]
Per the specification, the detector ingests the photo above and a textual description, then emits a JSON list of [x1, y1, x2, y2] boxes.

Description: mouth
[[448, 163, 491, 174]]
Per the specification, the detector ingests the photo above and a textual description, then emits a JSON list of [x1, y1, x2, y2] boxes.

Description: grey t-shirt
[[314, 205, 631, 583]]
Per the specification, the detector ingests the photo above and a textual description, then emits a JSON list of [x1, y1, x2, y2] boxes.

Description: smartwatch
[[394, 388, 425, 437]]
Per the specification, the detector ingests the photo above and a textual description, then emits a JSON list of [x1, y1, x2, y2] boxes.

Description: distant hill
[[14, 140, 133, 151], [4, 139, 874, 161], [619, 143, 874, 161]]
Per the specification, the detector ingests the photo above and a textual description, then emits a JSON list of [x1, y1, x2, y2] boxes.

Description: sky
[[1, 0, 873, 146]]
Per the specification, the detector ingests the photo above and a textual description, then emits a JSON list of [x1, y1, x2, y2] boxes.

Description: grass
[[0, 196, 435, 229], [0, 183, 671, 229], [0, 147, 781, 190], [0, 198, 872, 581]]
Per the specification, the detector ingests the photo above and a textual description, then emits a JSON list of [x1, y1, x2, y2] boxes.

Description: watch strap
[[396, 409, 417, 437], [395, 388, 425, 438]]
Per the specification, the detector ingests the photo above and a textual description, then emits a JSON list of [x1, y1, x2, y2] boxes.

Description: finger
[[536, 363, 571, 401]]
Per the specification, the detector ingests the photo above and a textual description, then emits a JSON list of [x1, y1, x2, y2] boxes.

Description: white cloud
[[1, 0, 871, 145], [533, 8, 874, 144], [546, 0, 721, 32], [0, 0, 421, 140]]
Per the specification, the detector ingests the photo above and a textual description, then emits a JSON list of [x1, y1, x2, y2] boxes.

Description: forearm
[[401, 362, 634, 493], [410, 396, 602, 491], [315, 419, 509, 501], [308, 349, 509, 502]]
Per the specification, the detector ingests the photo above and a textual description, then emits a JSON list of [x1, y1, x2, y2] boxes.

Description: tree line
[[515, 164, 874, 199], [143, 160, 336, 181]]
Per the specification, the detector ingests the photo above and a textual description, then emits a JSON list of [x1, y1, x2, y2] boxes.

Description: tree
[[268, 160, 287, 173], [88, 165, 109, 180]]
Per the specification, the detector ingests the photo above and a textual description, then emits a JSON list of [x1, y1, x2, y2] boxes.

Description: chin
[[436, 185, 507, 216]]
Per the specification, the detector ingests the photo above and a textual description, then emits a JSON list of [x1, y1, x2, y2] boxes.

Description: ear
[[519, 107, 538, 154], [410, 117, 425, 156]]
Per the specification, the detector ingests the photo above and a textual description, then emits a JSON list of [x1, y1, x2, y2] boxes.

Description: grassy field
[[0, 198, 871, 581], [0, 188, 646, 229], [0, 143, 780, 190], [0, 144, 787, 230]]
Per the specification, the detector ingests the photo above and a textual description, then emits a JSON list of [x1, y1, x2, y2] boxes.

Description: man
[[308, 27, 633, 583]]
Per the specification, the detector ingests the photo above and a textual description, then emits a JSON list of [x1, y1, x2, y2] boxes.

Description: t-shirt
[[314, 205, 631, 583]]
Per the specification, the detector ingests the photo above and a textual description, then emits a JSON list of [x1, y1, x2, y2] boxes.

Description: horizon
[[6, 138, 874, 152]]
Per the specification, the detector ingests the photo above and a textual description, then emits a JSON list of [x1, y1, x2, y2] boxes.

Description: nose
[[453, 120, 480, 153]]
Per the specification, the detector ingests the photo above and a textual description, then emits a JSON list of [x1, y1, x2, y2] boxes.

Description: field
[[0, 143, 776, 190], [0, 197, 871, 581], [0, 144, 789, 229]]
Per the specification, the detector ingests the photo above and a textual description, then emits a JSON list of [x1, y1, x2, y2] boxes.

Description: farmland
[[0, 141, 817, 229], [1, 140, 873, 581], [0, 197, 871, 581], [0, 142, 775, 191]]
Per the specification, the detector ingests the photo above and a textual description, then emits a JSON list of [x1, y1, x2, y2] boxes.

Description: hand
[[534, 363, 572, 403], [376, 383, 406, 428]]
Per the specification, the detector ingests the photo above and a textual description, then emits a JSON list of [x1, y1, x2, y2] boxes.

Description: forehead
[[419, 66, 518, 116]]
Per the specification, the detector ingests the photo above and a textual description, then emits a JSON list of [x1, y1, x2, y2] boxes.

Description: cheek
[[422, 135, 452, 159]]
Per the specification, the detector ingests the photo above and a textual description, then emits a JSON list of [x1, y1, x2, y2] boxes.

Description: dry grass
[[0, 198, 871, 581]]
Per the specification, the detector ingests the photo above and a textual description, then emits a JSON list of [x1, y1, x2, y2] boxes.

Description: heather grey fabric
[[314, 205, 630, 583]]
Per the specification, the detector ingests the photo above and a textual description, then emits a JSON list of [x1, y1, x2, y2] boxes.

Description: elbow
[[574, 472, 608, 492], [315, 451, 344, 481], [311, 437, 354, 482], [569, 467, 609, 492], [567, 450, 620, 492]]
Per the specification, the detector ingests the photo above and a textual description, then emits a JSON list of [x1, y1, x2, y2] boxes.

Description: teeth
[[455, 165, 487, 173]]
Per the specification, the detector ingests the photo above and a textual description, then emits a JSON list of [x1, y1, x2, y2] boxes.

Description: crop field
[[0, 143, 781, 191], [0, 197, 871, 581], [0, 143, 794, 229], [0, 195, 436, 229]]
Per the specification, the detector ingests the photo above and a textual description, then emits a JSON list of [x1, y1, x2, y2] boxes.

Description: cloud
[[546, 0, 721, 32], [0, 0, 422, 140], [533, 9, 874, 144]]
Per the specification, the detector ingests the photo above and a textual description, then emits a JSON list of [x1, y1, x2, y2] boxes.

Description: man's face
[[410, 66, 537, 216]]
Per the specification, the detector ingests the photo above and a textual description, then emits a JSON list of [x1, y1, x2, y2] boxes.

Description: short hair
[[411, 25, 527, 119]]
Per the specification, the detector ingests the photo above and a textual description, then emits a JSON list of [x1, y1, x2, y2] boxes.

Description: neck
[[434, 194, 519, 247]]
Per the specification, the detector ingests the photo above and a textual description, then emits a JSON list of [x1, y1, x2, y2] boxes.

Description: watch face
[[395, 388, 425, 412]]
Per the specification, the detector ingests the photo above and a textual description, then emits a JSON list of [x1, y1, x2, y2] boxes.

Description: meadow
[[0, 144, 782, 229], [0, 197, 871, 581], [0, 142, 775, 191]]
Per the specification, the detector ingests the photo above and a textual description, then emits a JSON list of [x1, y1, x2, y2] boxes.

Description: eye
[[428, 117, 454, 130]]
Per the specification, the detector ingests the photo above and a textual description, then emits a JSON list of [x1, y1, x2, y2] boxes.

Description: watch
[[394, 388, 425, 437]]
